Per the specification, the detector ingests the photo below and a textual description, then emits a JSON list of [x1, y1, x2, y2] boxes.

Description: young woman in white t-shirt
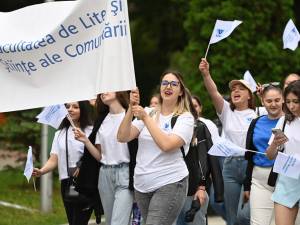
[[117, 71, 196, 225], [199, 59, 257, 225], [266, 80, 300, 225], [74, 91, 135, 225], [32, 101, 93, 225]]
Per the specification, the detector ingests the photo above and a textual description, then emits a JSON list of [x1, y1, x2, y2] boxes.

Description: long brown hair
[[95, 91, 129, 116]]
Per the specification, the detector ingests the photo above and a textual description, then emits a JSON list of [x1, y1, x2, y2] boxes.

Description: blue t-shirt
[[253, 115, 278, 167]]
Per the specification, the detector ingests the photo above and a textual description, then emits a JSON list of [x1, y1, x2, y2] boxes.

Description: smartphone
[[271, 128, 288, 140], [271, 128, 283, 135]]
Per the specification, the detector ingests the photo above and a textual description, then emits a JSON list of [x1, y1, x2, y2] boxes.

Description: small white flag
[[209, 20, 242, 44], [36, 104, 68, 129], [208, 138, 245, 157], [243, 70, 257, 93], [283, 19, 300, 51], [24, 146, 33, 182], [273, 152, 300, 179]]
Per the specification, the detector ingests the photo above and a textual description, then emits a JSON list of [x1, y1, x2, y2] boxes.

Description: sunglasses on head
[[161, 80, 180, 87], [262, 82, 280, 88]]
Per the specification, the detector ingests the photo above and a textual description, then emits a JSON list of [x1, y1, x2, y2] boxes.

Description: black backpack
[[171, 116, 213, 196]]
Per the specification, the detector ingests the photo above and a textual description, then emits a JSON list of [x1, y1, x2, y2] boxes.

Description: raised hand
[[199, 58, 210, 77], [73, 127, 88, 144], [130, 88, 140, 106], [132, 105, 147, 120]]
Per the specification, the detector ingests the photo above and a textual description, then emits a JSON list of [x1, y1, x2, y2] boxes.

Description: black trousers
[[61, 179, 93, 225]]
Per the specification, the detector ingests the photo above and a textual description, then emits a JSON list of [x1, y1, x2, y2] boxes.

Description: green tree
[[0, 109, 41, 154], [129, 0, 188, 104], [171, 0, 300, 118]]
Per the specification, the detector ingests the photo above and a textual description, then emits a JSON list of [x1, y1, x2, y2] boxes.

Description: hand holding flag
[[283, 19, 300, 51]]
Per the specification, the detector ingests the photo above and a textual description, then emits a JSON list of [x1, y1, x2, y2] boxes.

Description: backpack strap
[[171, 115, 185, 158]]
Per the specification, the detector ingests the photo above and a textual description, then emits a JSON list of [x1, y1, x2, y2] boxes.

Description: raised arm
[[74, 128, 102, 161], [117, 89, 140, 142], [199, 58, 224, 114]]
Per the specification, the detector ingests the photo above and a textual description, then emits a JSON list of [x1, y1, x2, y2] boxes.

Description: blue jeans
[[222, 157, 250, 225], [135, 177, 188, 225], [176, 193, 209, 225], [98, 163, 133, 225], [209, 156, 226, 221]]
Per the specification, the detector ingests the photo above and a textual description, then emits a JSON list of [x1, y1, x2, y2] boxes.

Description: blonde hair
[[159, 70, 196, 118]]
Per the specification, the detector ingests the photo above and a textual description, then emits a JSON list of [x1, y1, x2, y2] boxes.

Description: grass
[[0, 167, 67, 225]]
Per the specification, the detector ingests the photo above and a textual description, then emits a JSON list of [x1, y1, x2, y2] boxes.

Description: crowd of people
[[32, 59, 300, 225]]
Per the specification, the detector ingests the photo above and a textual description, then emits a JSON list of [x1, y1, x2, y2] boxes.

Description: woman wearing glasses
[[243, 84, 284, 225], [199, 59, 256, 225], [117, 71, 196, 225], [266, 80, 300, 225]]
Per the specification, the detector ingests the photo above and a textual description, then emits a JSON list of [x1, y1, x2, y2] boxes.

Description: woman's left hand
[[132, 105, 147, 120], [194, 189, 207, 206]]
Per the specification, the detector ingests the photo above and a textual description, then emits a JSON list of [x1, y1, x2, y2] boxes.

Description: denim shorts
[[272, 174, 300, 208]]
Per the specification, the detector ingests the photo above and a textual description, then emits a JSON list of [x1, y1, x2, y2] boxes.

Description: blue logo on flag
[[216, 29, 224, 37]]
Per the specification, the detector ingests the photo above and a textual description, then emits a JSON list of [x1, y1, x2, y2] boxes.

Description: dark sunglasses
[[262, 82, 280, 88], [161, 80, 180, 87]]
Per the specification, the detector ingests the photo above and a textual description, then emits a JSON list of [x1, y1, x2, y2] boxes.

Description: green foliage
[[129, 0, 188, 104], [0, 109, 41, 152], [170, 0, 300, 118]]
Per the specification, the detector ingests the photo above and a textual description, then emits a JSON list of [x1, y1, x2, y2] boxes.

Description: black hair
[[283, 80, 300, 122], [59, 101, 93, 130]]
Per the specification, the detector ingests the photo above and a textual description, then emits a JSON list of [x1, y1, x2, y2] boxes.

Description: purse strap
[[65, 126, 71, 178]]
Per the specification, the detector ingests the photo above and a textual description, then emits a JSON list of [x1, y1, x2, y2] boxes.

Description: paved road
[[65, 216, 226, 225]]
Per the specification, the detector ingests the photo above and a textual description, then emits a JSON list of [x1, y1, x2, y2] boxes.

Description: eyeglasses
[[262, 82, 280, 88], [161, 80, 180, 87]]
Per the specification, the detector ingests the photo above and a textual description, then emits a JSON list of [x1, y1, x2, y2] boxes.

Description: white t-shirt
[[132, 109, 194, 193], [269, 116, 300, 155], [199, 117, 220, 144], [51, 126, 92, 180], [95, 111, 130, 165], [218, 100, 256, 156]]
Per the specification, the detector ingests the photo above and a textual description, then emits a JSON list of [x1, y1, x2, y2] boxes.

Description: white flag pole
[[66, 114, 76, 129], [204, 43, 211, 59], [246, 149, 266, 155]]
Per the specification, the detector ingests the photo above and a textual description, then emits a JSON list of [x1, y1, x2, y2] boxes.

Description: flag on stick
[[37, 104, 68, 129], [243, 70, 257, 93], [283, 19, 300, 51], [204, 19, 242, 58]]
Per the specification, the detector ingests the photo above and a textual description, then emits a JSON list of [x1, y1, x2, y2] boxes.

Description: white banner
[[0, 0, 136, 112]]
